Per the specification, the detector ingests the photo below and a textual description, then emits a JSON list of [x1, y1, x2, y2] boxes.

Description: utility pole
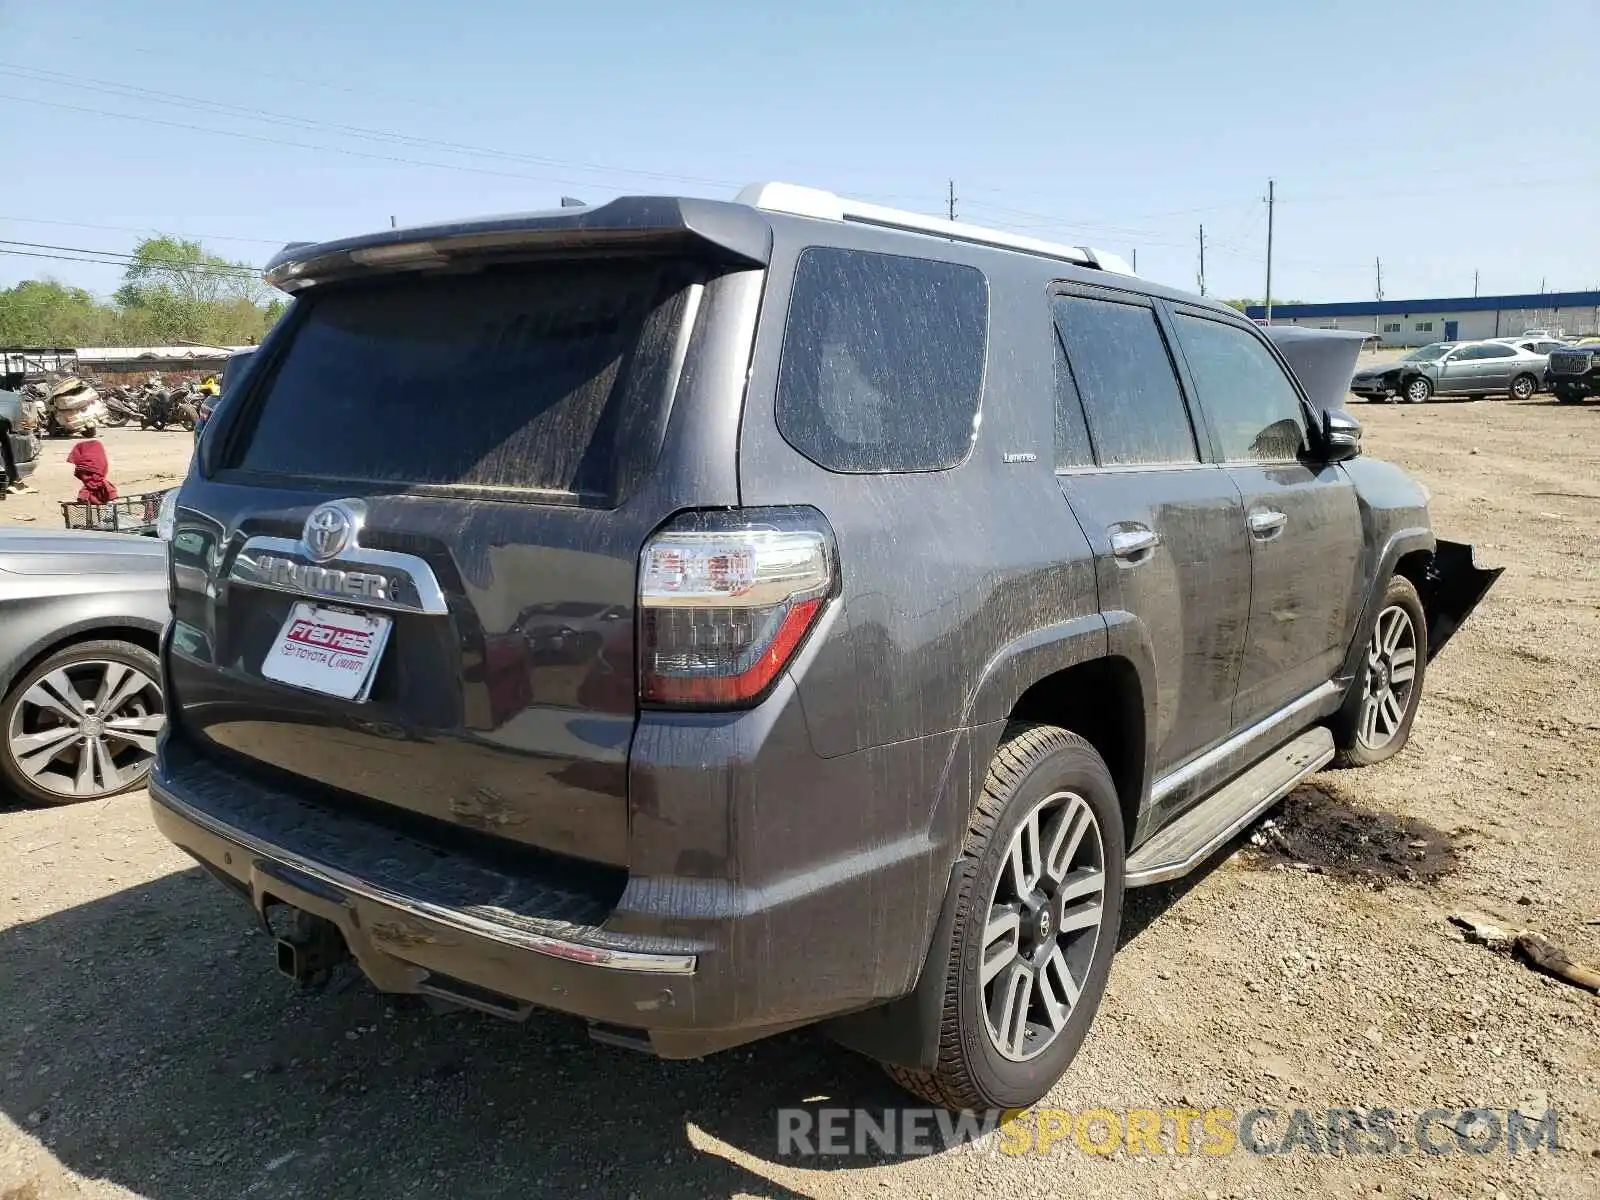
[[1132, 248, 1138, 273], [1264, 179, 1275, 324], [1473, 269, 1479, 297], [1198, 224, 1206, 295], [947, 180, 957, 222], [1374, 257, 1384, 338], [390, 215, 397, 229]]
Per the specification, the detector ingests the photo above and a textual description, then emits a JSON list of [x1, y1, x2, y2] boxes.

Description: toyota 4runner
[[151, 183, 1500, 1111]]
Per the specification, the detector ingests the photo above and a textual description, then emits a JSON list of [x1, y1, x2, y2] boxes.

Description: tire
[[882, 724, 1125, 1111], [1509, 373, 1537, 402], [1332, 576, 1427, 768], [1403, 376, 1432, 404], [104, 412, 129, 427], [80, 425, 96, 438], [0, 639, 164, 806], [1555, 389, 1581, 405]]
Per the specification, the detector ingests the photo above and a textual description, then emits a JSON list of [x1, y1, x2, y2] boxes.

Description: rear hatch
[[167, 233, 755, 867]]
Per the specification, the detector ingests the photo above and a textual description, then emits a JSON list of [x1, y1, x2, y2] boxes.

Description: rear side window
[[776, 247, 988, 473], [228, 260, 695, 504], [1172, 314, 1308, 462], [1051, 294, 1197, 466]]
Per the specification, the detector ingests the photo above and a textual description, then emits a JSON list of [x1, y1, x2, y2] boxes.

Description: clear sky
[[2, 0, 1596, 305]]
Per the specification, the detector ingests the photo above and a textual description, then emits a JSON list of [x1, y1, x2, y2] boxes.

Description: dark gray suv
[[150, 183, 1498, 1110]]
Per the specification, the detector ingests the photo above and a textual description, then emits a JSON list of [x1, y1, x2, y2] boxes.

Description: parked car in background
[[1349, 339, 1545, 403], [150, 182, 1499, 1110], [194, 347, 255, 443], [0, 530, 168, 805], [1547, 344, 1600, 404], [1, 388, 41, 493]]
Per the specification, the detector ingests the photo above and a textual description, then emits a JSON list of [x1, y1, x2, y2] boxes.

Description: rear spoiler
[[264, 197, 773, 292]]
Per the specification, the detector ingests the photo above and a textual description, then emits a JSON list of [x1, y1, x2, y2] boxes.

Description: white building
[[1245, 291, 1600, 347]]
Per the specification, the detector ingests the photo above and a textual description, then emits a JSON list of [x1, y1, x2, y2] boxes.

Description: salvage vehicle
[[0, 530, 168, 805], [150, 183, 1500, 1110], [1350, 339, 1546, 403], [1547, 343, 1600, 403]]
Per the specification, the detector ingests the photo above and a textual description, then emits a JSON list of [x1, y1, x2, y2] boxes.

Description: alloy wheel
[[6, 660, 164, 799], [1405, 379, 1431, 403], [1511, 376, 1535, 401], [1358, 605, 1418, 751], [980, 789, 1106, 1062]]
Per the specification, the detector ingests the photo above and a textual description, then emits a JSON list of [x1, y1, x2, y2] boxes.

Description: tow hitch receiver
[[271, 906, 350, 986]]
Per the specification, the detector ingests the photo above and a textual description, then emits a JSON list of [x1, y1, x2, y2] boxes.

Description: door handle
[[1248, 510, 1288, 538], [1109, 526, 1160, 563]]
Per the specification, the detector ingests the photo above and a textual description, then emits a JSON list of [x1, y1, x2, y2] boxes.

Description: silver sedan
[[0, 531, 168, 805], [1350, 340, 1549, 403]]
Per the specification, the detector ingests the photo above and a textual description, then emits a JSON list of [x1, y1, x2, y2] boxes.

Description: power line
[[0, 239, 261, 275], [0, 63, 748, 192], [0, 92, 720, 195], [0, 214, 285, 246]]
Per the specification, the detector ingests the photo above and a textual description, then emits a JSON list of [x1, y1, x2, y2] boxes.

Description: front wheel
[[0, 639, 165, 806], [881, 725, 1124, 1111], [1509, 373, 1537, 402], [1332, 576, 1428, 768], [1403, 376, 1433, 404]]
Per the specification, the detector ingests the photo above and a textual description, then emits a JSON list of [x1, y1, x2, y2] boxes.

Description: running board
[[1125, 727, 1335, 887]]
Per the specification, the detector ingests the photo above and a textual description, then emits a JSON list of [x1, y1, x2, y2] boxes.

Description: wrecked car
[[150, 183, 1500, 1111]]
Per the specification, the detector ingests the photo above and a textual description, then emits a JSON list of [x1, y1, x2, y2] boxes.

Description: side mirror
[[1321, 408, 1362, 462]]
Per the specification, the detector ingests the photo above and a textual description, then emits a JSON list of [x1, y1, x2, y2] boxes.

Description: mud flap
[[1421, 540, 1502, 661]]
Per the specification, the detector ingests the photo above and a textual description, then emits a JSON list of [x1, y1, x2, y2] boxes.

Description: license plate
[[261, 602, 392, 702]]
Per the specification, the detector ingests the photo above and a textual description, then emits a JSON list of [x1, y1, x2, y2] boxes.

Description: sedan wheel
[[1509, 374, 1536, 401], [1404, 377, 1432, 404], [1, 641, 164, 805], [1358, 605, 1419, 752]]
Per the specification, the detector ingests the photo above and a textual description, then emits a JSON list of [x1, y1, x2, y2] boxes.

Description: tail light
[[638, 508, 836, 708]]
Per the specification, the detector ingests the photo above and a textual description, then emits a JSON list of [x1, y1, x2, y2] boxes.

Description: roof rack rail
[[736, 181, 1135, 276]]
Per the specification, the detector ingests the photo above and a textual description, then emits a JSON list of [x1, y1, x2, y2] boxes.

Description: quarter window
[[1051, 294, 1197, 466], [775, 247, 988, 474], [1172, 314, 1308, 462]]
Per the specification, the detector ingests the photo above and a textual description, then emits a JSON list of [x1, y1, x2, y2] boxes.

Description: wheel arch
[[0, 618, 164, 702]]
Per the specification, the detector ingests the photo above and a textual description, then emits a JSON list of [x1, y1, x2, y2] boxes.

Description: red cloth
[[66, 439, 117, 503]]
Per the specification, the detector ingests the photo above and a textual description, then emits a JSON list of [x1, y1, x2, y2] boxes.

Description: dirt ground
[[2, 396, 1598, 1199]]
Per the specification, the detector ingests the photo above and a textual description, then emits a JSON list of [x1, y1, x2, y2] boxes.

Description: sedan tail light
[[638, 508, 836, 708]]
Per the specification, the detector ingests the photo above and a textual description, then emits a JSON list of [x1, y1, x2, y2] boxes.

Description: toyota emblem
[[302, 501, 362, 563]]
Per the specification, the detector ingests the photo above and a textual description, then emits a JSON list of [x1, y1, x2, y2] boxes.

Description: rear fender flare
[[825, 613, 1156, 1071]]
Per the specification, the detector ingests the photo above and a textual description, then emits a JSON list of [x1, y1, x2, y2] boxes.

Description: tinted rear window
[[776, 247, 987, 473], [229, 260, 694, 504]]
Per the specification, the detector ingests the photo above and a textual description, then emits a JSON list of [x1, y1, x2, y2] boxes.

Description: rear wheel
[[1332, 576, 1427, 768], [1403, 376, 1432, 404], [881, 724, 1124, 1110], [1555, 388, 1582, 404], [0, 640, 164, 806], [1509, 373, 1537, 402]]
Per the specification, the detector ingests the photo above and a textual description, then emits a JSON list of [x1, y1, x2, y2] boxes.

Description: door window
[[1051, 294, 1197, 466], [1172, 314, 1308, 462]]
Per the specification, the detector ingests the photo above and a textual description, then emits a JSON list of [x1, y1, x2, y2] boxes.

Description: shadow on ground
[[1, 846, 1214, 1198]]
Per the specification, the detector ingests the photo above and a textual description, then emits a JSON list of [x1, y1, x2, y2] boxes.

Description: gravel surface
[[3, 400, 1598, 1199]]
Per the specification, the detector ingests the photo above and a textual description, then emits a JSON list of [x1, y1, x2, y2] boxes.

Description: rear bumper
[[150, 685, 960, 1056]]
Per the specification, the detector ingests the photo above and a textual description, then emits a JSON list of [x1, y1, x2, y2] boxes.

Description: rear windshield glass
[[228, 260, 695, 504], [776, 247, 988, 473]]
